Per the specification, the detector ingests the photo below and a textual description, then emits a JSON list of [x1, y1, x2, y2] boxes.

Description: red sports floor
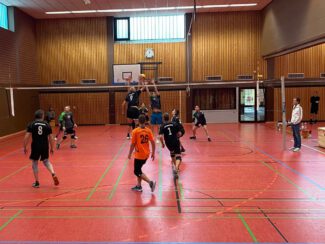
[[0, 123, 325, 244]]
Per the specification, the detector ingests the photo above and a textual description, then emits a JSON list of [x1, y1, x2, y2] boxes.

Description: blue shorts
[[151, 112, 162, 125]]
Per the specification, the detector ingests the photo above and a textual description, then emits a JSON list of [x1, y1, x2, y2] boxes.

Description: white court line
[[302, 143, 325, 155]]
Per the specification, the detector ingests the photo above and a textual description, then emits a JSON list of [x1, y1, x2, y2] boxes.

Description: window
[[114, 18, 130, 40], [114, 15, 185, 41], [0, 3, 8, 30]]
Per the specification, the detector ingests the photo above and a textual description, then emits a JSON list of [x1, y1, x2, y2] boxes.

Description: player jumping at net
[[122, 74, 146, 139], [56, 106, 78, 149], [128, 114, 156, 193], [172, 109, 186, 152], [146, 79, 162, 143], [190, 105, 211, 141], [23, 109, 59, 188], [159, 113, 184, 179]]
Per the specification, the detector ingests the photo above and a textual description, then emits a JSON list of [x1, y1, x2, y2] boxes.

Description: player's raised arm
[[152, 79, 160, 96]]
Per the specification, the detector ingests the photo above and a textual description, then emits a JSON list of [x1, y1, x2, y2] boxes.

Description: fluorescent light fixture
[[149, 7, 176, 11], [202, 5, 229, 8], [97, 9, 123, 13], [71, 10, 97, 13], [45, 3, 258, 15], [45, 11, 71, 14], [230, 3, 257, 7], [124, 8, 149, 12], [175, 6, 194, 10]]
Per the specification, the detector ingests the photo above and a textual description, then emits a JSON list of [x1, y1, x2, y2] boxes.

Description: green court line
[[260, 161, 316, 201], [158, 146, 163, 201], [86, 141, 127, 201], [0, 210, 23, 231], [108, 158, 129, 200], [178, 181, 184, 200], [237, 211, 258, 243], [0, 163, 31, 184]]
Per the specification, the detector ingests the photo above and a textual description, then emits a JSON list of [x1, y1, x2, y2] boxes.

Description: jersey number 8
[[38, 126, 43, 135]]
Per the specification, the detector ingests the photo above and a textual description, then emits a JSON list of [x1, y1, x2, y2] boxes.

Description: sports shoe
[[190, 136, 196, 140], [32, 181, 40, 188], [293, 148, 301, 152], [126, 133, 130, 140], [208, 138, 211, 142], [131, 185, 143, 192], [180, 147, 186, 153], [70, 144, 77, 149], [289, 147, 295, 151], [149, 181, 156, 192], [56, 143, 60, 150], [52, 175, 59, 186]]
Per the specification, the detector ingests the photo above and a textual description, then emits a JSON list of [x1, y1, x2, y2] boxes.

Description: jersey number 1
[[167, 127, 172, 136]]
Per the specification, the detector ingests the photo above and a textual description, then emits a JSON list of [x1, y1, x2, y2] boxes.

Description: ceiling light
[[149, 7, 176, 11], [97, 9, 123, 13], [71, 10, 97, 14], [123, 8, 149, 12], [175, 6, 194, 10], [45, 11, 71, 14], [202, 5, 229, 8], [230, 3, 257, 7]]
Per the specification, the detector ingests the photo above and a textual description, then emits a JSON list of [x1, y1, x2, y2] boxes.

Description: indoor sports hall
[[0, 0, 325, 243]]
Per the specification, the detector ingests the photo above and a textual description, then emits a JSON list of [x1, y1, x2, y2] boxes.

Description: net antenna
[[186, 0, 197, 96]]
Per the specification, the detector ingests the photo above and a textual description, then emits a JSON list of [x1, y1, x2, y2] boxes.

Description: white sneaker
[[293, 148, 301, 152], [289, 147, 295, 151]]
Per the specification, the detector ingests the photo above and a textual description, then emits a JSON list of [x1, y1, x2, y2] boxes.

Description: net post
[[281, 76, 286, 150]]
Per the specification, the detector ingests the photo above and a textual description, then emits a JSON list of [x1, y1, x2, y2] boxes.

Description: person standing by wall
[[288, 97, 303, 152], [310, 91, 320, 124]]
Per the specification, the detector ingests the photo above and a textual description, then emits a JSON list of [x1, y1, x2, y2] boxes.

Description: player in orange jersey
[[128, 114, 156, 192]]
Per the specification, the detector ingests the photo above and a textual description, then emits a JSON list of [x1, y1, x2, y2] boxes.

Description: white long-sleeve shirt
[[291, 104, 303, 125]]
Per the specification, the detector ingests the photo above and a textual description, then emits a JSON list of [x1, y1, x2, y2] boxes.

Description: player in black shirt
[[159, 113, 183, 178], [122, 74, 146, 139], [172, 109, 186, 152], [146, 79, 162, 143], [310, 91, 320, 124], [190, 105, 211, 141], [56, 106, 78, 149], [23, 109, 59, 188], [139, 103, 150, 125]]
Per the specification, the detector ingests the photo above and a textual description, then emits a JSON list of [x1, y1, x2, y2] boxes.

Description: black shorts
[[127, 107, 139, 120], [134, 158, 147, 177], [311, 105, 319, 114], [166, 141, 181, 157], [65, 128, 75, 135], [195, 122, 207, 127], [30, 146, 49, 161]]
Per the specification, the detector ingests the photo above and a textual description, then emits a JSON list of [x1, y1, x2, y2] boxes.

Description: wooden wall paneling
[[274, 87, 325, 122], [115, 89, 187, 124], [114, 42, 186, 82], [192, 12, 267, 81], [39, 92, 109, 125], [36, 18, 108, 85], [274, 43, 325, 79]]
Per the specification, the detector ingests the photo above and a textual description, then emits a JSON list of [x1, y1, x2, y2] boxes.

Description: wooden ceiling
[[0, 0, 272, 19]]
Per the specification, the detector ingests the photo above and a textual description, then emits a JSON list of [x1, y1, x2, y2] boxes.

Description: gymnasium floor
[[0, 123, 325, 244]]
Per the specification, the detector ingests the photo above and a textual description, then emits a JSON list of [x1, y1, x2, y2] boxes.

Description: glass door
[[239, 88, 266, 122]]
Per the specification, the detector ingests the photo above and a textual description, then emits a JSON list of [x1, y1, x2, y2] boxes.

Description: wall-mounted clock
[[145, 48, 154, 59]]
